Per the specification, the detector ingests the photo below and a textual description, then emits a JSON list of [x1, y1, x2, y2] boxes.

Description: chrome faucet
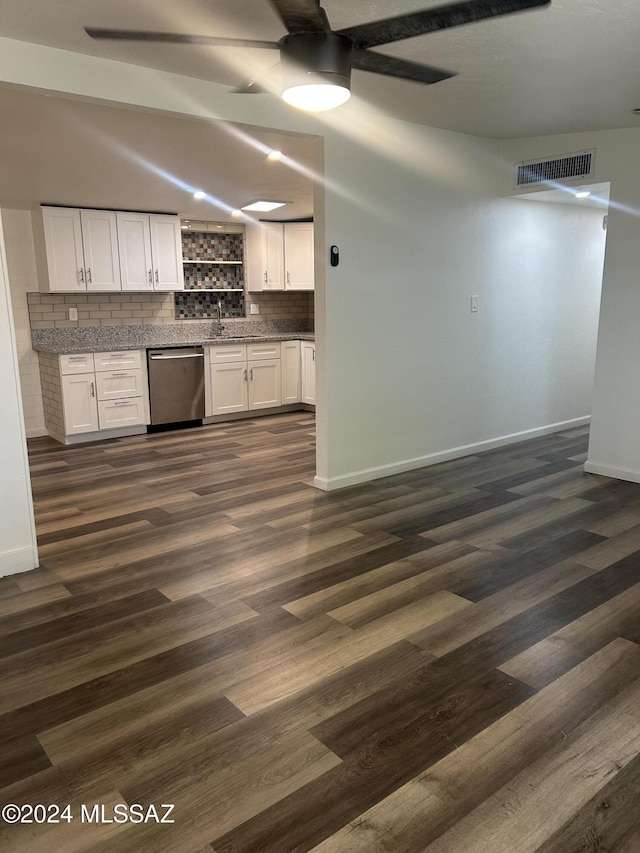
[[214, 299, 224, 336]]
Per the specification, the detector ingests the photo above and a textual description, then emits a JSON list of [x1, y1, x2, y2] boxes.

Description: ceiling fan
[[85, 0, 552, 112]]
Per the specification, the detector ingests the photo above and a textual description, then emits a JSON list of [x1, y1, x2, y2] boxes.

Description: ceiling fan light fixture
[[282, 82, 350, 112], [280, 32, 352, 112]]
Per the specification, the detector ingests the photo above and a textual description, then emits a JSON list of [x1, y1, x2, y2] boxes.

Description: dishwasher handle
[[149, 352, 204, 360]]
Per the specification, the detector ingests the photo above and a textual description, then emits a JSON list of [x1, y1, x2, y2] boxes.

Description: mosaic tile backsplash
[[180, 230, 246, 316], [175, 291, 245, 319], [182, 232, 243, 261], [182, 262, 243, 289]]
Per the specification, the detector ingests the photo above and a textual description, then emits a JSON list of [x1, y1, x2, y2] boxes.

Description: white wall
[[3, 209, 46, 437], [0, 39, 607, 512], [0, 208, 38, 575], [503, 128, 640, 484], [321, 124, 605, 485]]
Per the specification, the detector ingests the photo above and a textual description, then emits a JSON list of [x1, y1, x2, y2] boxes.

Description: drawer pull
[[113, 400, 131, 406], [111, 372, 129, 377]]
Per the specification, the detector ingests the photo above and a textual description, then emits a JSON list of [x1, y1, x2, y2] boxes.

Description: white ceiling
[[1, 0, 640, 139], [0, 2, 639, 220], [0, 85, 317, 220]]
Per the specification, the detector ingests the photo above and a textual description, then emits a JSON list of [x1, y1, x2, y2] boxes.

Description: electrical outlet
[[249, 304, 259, 315], [68, 307, 78, 321], [470, 295, 479, 313]]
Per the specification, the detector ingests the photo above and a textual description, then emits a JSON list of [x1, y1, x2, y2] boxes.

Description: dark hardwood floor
[[2, 414, 640, 852]]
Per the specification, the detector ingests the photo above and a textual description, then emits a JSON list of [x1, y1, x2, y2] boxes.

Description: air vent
[[514, 149, 595, 188]]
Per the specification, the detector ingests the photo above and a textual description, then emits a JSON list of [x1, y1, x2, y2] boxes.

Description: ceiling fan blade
[[268, 0, 330, 34], [84, 27, 279, 49], [353, 50, 455, 85], [337, 0, 551, 50]]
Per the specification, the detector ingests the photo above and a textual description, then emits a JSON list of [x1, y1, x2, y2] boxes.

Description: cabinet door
[[284, 222, 314, 291], [80, 210, 121, 291], [61, 373, 99, 434], [210, 362, 249, 415], [41, 207, 86, 291], [281, 340, 301, 404], [301, 342, 316, 405], [248, 359, 281, 410], [117, 212, 154, 291], [150, 214, 184, 291], [261, 222, 285, 290]]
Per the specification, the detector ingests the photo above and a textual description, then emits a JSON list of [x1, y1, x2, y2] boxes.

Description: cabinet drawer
[[60, 353, 95, 375], [247, 341, 281, 361], [94, 350, 142, 371], [95, 368, 143, 401], [208, 344, 247, 364], [98, 397, 147, 430]]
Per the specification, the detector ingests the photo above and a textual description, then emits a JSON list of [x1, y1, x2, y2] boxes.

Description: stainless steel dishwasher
[[147, 346, 205, 426]]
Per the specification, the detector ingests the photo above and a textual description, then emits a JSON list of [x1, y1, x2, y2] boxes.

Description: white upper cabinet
[[262, 222, 285, 290], [39, 207, 121, 292], [284, 222, 314, 291], [35, 206, 183, 292], [118, 212, 184, 291], [247, 221, 314, 291]]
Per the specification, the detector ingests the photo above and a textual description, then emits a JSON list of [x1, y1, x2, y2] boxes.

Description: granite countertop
[[31, 322, 315, 355]]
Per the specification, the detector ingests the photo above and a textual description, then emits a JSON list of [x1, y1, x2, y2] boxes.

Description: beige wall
[[2, 209, 45, 437]]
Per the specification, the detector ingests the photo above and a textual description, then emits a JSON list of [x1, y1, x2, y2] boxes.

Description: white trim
[[583, 460, 640, 484], [314, 416, 591, 491], [0, 545, 39, 577]]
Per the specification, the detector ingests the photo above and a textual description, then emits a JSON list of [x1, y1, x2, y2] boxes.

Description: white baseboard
[[314, 416, 591, 491], [0, 544, 39, 577], [583, 460, 640, 484]]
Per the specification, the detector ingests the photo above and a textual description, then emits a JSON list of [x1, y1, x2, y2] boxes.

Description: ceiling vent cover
[[515, 149, 596, 188]]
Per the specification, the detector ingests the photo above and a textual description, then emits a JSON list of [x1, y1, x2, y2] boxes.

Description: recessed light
[[575, 191, 590, 199], [267, 150, 283, 162], [193, 190, 206, 200], [241, 200, 286, 212]]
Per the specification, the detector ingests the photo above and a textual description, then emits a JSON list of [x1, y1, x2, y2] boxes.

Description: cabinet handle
[[155, 269, 159, 283], [78, 268, 84, 284], [90, 382, 95, 398], [312, 347, 315, 361], [148, 269, 153, 284], [264, 271, 268, 285], [250, 368, 253, 381], [86, 268, 92, 284], [287, 271, 290, 285], [243, 369, 248, 382]]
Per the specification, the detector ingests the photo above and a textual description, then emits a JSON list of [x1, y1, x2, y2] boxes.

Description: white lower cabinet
[[281, 340, 301, 404], [210, 361, 249, 415], [61, 373, 99, 435], [301, 341, 316, 405], [208, 342, 282, 415], [59, 350, 148, 439]]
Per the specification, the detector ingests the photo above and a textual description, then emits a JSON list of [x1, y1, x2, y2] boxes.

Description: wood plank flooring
[[2, 414, 640, 851]]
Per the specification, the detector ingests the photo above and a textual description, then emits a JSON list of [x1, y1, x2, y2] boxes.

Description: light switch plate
[[470, 295, 479, 313], [249, 304, 259, 315], [68, 307, 78, 321]]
